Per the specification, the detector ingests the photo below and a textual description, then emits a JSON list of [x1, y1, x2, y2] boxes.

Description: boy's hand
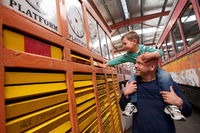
[[102, 63, 109, 69], [140, 52, 160, 62], [123, 81, 137, 98]]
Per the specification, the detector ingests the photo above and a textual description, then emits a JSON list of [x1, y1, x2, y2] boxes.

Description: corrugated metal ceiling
[[92, 0, 176, 54]]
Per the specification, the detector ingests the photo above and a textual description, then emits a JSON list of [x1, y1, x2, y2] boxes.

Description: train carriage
[[157, 0, 200, 108]]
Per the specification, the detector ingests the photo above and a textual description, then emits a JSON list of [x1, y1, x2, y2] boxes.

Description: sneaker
[[122, 103, 137, 116], [164, 105, 186, 121]]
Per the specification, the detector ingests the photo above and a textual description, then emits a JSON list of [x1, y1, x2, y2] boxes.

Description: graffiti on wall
[[170, 68, 200, 87]]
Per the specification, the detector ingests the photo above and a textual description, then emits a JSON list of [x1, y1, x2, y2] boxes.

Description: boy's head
[[121, 31, 140, 52]]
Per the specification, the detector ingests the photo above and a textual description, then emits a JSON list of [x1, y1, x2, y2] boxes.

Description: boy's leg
[[156, 67, 186, 121], [156, 67, 173, 91], [122, 93, 138, 116], [122, 74, 138, 116]]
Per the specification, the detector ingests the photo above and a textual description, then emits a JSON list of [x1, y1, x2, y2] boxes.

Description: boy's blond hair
[[121, 31, 139, 43]]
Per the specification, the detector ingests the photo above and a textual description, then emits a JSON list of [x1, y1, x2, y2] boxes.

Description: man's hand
[[139, 52, 161, 62], [160, 86, 183, 108], [123, 81, 137, 98]]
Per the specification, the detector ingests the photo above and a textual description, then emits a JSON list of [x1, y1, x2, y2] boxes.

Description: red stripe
[[24, 36, 51, 57]]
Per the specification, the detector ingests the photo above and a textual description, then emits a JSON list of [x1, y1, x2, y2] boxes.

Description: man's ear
[[150, 65, 156, 72]]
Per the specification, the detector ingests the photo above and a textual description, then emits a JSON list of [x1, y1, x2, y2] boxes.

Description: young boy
[[103, 31, 186, 121]]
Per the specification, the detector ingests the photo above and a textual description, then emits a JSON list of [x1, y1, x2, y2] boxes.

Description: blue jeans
[[123, 67, 173, 103]]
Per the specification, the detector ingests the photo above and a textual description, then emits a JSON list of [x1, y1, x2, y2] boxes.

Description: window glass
[[161, 42, 169, 63], [172, 22, 185, 53], [166, 35, 175, 58], [180, 2, 200, 46]]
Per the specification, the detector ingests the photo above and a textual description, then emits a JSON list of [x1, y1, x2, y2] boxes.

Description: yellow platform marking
[[71, 54, 91, 62], [49, 120, 71, 133], [74, 81, 93, 88], [73, 74, 92, 81], [79, 112, 97, 132], [6, 102, 68, 132], [5, 72, 65, 85], [5, 82, 67, 100], [6, 93, 68, 119], [25, 112, 70, 133], [50, 46, 62, 60], [3, 29, 24, 51], [77, 98, 95, 114]]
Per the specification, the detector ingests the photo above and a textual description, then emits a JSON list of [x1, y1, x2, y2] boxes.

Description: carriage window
[[180, 2, 200, 46], [161, 42, 169, 63], [172, 22, 185, 53], [166, 35, 175, 58]]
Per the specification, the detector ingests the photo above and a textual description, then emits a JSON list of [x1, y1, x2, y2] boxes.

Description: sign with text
[[3, 0, 59, 33]]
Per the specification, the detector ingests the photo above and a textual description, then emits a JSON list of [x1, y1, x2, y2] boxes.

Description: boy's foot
[[164, 105, 186, 121], [122, 103, 137, 116]]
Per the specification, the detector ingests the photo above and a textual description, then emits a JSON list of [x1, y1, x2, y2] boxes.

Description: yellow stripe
[[107, 78, 113, 82], [6, 93, 68, 119], [7, 102, 68, 132], [50, 46, 62, 60], [3, 29, 24, 51], [90, 125, 99, 133], [77, 99, 95, 114], [49, 120, 71, 133], [98, 89, 106, 96], [5, 72, 65, 85], [82, 118, 98, 133], [71, 54, 91, 62], [75, 87, 93, 94], [76, 93, 95, 105], [74, 81, 93, 88], [25, 112, 70, 133], [96, 75, 105, 79], [97, 80, 106, 84], [73, 74, 92, 81], [78, 106, 96, 124], [5, 82, 67, 100], [97, 84, 106, 90], [79, 113, 97, 132]]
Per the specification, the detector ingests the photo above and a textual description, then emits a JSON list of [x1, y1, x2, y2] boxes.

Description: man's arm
[[160, 82, 192, 117]]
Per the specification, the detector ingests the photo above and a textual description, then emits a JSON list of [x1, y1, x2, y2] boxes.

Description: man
[[119, 54, 192, 133]]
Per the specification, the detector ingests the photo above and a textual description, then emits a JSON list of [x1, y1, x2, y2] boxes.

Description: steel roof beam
[[109, 11, 170, 30]]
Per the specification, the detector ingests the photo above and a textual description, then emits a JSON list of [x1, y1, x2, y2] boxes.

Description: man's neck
[[141, 73, 156, 82]]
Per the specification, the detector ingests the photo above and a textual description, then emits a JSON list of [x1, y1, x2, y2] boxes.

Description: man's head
[[135, 54, 159, 79], [121, 31, 140, 52]]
